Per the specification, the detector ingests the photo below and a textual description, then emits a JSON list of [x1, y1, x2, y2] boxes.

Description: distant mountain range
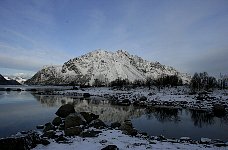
[[0, 74, 21, 85], [25, 50, 191, 85]]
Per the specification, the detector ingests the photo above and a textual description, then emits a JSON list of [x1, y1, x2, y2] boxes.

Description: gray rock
[[200, 138, 212, 144], [139, 96, 147, 101], [55, 135, 68, 143], [119, 120, 137, 136], [89, 119, 107, 129], [0, 131, 45, 150], [213, 104, 226, 117], [80, 112, 99, 124], [180, 137, 191, 142], [65, 127, 82, 136], [65, 113, 86, 129], [41, 130, 56, 139], [43, 123, 55, 132], [55, 104, 75, 118], [110, 122, 121, 129], [52, 117, 62, 126], [101, 145, 119, 150], [80, 130, 102, 138], [36, 125, 44, 129]]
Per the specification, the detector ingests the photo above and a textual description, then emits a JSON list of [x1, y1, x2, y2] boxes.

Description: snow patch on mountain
[[26, 50, 191, 85]]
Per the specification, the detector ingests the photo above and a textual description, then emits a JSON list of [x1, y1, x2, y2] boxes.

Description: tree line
[[93, 74, 183, 89], [70, 72, 227, 90]]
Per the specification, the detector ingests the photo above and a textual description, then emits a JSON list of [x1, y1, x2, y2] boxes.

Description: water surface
[[0, 91, 228, 142]]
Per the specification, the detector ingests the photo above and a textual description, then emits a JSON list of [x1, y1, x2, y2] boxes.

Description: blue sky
[[0, 0, 228, 77]]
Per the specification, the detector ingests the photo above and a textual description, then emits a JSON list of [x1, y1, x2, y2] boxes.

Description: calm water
[[0, 91, 228, 141]]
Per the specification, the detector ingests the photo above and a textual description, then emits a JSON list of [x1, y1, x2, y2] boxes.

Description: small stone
[[80, 130, 102, 138], [99, 139, 108, 144], [55, 135, 68, 143], [40, 139, 50, 145], [180, 137, 191, 142], [200, 138, 212, 144], [214, 142, 226, 147], [36, 125, 44, 129], [101, 145, 119, 150], [41, 130, 56, 139]]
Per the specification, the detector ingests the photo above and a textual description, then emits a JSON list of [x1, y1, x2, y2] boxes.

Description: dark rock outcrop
[[0, 131, 48, 150]]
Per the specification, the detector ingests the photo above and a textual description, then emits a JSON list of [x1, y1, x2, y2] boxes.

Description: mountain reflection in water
[[0, 91, 228, 140]]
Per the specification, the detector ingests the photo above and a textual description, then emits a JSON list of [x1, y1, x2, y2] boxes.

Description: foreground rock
[[119, 120, 137, 136], [64, 113, 86, 129], [213, 104, 226, 117], [0, 131, 49, 150], [55, 104, 75, 118]]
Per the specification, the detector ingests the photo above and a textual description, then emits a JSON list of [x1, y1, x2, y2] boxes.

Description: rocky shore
[[1, 103, 228, 150]]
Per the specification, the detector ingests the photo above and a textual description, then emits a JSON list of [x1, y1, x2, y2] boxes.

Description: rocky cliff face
[[25, 50, 190, 85]]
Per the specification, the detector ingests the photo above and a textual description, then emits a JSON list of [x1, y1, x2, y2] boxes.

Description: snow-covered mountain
[[0, 74, 21, 85], [25, 50, 191, 85], [3, 73, 32, 84]]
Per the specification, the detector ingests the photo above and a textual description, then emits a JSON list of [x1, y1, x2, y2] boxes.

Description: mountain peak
[[25, 50, 191, 85]]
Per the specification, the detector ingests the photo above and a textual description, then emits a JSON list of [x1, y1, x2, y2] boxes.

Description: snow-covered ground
[[33, 129, 227, 150]]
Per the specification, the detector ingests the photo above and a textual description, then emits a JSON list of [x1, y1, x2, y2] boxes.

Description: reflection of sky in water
[[0, 91, 228, 141]]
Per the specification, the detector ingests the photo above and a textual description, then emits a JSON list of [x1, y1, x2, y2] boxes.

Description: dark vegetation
[[92, 74, 183, 89]]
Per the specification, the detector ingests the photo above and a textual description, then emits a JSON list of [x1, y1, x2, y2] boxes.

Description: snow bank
[[33, 129, 225, 150]]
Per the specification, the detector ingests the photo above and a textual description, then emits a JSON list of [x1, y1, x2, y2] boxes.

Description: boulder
[[80, 130, 102, 138], [43, 123, 55, 132], [36, 125, 44, 129], [55, 135, 68, 143], [117, 99, 131, 106], [139, 96, 147, 101], [110, 122, 121, 129], [180, 137, 191, 142], [65, 127, 82, 136], [0, 131, 45, 150], [52, 117, 62, 126], [101, 145, 119, 150], [83, 93, 90, 98], [89, 119, 107, 129], [41, 130, 56, 139], [119, 120, 137, 136], [55, 104, 75, 118], [80, 112, 99, 124], [200, 138, 212, 144], [213, 104, 226, 117], [65, 113, 86, 129]]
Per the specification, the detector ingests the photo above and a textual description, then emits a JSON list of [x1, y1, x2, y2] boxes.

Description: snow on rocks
[[33, 129, 227, 150]]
